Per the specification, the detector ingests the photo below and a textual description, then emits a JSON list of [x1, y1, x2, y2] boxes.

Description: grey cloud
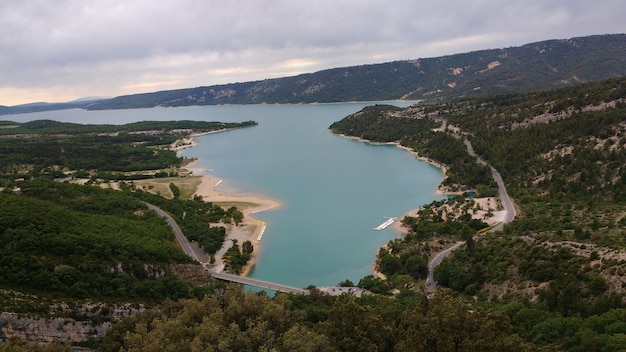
[[1, 0, 624, 105]]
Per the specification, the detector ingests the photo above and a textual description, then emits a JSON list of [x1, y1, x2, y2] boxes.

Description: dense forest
[[329, 105, 495, 193], [0, 120, 258, 348], [0, 119, 256, 179]]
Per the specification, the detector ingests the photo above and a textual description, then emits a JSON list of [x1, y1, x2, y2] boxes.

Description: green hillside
[[327, 76, 626, 350], [0, 120, 257, 348]]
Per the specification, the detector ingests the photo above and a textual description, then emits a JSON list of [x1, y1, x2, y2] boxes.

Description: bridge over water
[[145, 202, 310, 295], [208, 271, 309, 295]]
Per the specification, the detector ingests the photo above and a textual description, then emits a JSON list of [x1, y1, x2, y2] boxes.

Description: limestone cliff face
[[0, 313, 111, 344], [0, 264, 213, 345]]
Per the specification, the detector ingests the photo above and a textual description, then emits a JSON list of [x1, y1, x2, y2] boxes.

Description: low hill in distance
[[0, 98, 106, 115], [84, 33, 626, 110]]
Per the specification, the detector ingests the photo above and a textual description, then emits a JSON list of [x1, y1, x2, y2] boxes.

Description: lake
[[13, 103, 445, 288]]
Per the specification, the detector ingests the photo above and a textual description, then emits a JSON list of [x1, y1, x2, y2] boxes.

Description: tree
[[395, 290, 529, 351], [321, 295, 391, 351], [232, 209, 244, 225], [242, 240, 253, 255], [403, 255, 427, 280], [338, 279, 354, 287], [169, 183, 180, 199]]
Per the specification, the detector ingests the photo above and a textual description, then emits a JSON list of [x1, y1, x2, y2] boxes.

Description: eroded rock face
[[0, 301, 145, 345], [0, 313, 110, 344], [0, 264, 214, 345]]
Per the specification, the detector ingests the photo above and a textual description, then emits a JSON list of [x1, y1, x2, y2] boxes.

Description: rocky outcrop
[[0, 300, 144, 345], [0, 312, 110, 344]]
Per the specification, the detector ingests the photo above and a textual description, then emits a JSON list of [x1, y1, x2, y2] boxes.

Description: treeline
[[95, 286, 526, 352], [0, 119, 257, 135], [0, 134, 182, 174], [0, 119, 257, 176]]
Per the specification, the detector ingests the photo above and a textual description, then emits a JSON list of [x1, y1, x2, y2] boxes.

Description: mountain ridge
[[85, 33, 626, 110], [2, 33, 624, 115]]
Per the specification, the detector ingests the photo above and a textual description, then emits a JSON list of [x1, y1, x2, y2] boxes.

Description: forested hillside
[[0, 120, 256, 178], [328, 76, 626, 350], [83, 34, 626, 110], [0, 120, 256, 347]]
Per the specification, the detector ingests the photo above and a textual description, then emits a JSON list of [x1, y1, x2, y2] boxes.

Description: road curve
[[425, 138, 516, 292], [143, 202, 202, 263], [425, 241, 465, 290]]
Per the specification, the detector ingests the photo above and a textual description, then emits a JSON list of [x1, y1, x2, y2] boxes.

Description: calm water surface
[[15, 103, 444, 288]]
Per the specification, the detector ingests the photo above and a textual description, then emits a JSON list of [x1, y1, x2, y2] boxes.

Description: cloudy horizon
[[1, 0, 624, 106]]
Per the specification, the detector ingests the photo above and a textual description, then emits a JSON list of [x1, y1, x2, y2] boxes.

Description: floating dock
[[374, 217, 397, 231]]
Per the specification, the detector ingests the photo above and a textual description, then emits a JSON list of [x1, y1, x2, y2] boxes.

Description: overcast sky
[[1, 0, 624, 106]]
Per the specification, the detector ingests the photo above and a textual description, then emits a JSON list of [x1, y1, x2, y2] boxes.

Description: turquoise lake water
[[15, 103, 445, 288]]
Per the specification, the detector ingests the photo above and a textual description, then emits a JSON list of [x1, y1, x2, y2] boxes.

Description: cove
[[176, 103, 445, 288], [15, 103, 445, 288]]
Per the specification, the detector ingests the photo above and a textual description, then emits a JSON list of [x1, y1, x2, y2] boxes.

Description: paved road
[[489, 166, 516, 231], [425, 138, 516, 292], [425, 241, 465, 290], [143, 202, 201, 263]]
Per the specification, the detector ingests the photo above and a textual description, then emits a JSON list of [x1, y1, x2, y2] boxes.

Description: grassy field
[[133, 176, 203, 200]]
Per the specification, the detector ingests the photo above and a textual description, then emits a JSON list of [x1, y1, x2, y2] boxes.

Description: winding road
[[424, 138, 516, 292]]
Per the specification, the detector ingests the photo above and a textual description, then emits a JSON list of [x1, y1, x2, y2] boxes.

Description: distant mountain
[[0, 99, 104, 115], [86, 34, 626, 110], [67, 96, 111, 103]]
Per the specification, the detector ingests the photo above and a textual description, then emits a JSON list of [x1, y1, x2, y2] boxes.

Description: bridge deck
[[209, 271, 309, 295]]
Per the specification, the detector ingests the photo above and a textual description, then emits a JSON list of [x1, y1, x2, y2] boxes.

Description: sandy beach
[[187, 160, 281, 276]]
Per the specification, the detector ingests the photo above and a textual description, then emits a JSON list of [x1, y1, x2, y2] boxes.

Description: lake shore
[[185, 159, 281, 276], [332, 132, 467, 196]]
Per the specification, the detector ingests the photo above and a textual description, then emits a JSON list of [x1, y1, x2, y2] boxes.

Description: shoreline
[[181, 130, 463, 279], [332, 132, 507, 279], [170, 129, 234, 152], [182, 158, 281, 277], [332, 132, 458, 196]]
